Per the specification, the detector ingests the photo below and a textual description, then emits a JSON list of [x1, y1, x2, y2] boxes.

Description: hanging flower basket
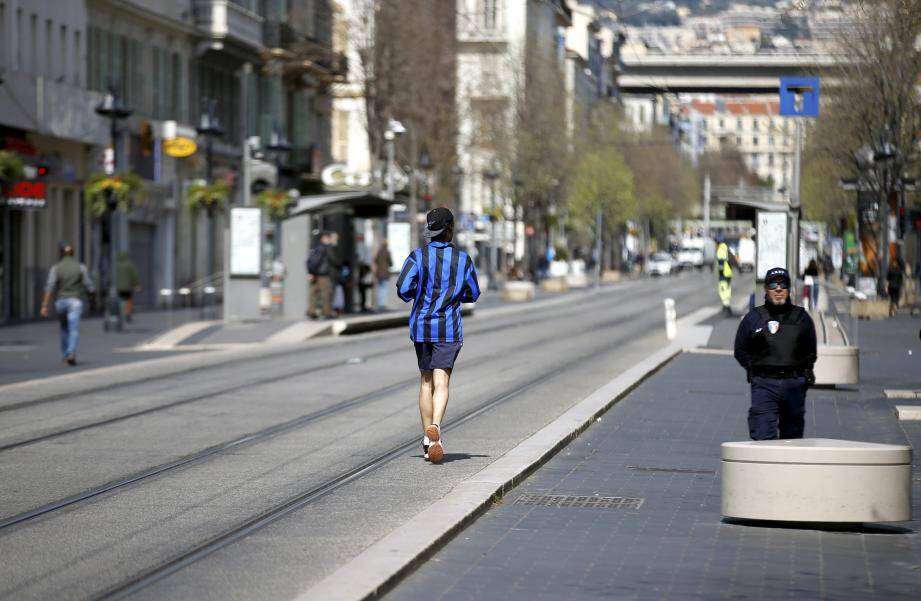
[[0, 150, 25, 187], [84, 171, 143, 217], [187, 180, 231, 214], [255, 187, 291, 220]]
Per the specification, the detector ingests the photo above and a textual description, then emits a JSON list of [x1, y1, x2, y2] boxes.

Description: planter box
[[500, 281, 536, 302], [539, 277, 569, 293], [813, 345, 859, 386], [601, 270, 621, 284], [722, 438, 912, 522], [852, 299, 889, 319]]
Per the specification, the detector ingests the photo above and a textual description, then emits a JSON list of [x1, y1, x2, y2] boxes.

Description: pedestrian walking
[[374, 240, 392, 311], [803, 259, 820, 311], [887, 255, 905, 317], [307, 231, 340, 319], [115, 251, 140, 322], [716, 235, 733, 316], [39, 243, 94, 366], [733, 267, 817, 440], [396, 208, 480, 464]]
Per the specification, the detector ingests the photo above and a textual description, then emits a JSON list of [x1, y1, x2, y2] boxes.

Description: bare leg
[[418, 371, 434, 430], [432, 368, 451, 427]]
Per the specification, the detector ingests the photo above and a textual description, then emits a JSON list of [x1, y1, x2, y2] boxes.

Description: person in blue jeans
[[397, 208, 480, 463], [40, 244, 94, 366]]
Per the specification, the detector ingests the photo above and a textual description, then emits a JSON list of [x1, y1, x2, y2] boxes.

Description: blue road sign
[[779, 76, 820, 117]]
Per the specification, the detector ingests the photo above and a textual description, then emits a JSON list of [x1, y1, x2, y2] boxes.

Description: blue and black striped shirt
[[396, 241, 481, 342]]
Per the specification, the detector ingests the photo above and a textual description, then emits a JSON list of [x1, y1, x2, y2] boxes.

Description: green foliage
[[83, 171, 143, 217], [0, 150, 24, 186], [566, 146, 637, 238], [255, 187, 291, 219], [187, 180, 231, 214]]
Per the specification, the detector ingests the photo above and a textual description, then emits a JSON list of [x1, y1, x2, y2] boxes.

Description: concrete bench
[[813, 311, 859, 386], [721, 438, 911, 522], [499, 281, 536, 302]]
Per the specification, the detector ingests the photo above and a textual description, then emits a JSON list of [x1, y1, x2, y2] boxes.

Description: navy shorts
[[414, 342, 463, 371]]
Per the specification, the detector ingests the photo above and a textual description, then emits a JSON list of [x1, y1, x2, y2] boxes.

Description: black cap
[[424, 207, 454, 240], [765, 267, 790, 284]]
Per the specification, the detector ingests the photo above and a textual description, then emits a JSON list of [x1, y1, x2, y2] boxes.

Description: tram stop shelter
[[281, 190, 395, 319]]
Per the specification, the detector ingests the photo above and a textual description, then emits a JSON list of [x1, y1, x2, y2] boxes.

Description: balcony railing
[[193, 0, 264, 50], [458, 11, 507, 43], [263, 21, 348, 84]]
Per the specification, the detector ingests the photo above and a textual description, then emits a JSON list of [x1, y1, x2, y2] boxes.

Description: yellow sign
[[162, 137, 197, 158]]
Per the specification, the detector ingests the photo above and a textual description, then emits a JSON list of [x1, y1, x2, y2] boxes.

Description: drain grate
[[627, 465, 716, 475], [515, 494, 644, 510]]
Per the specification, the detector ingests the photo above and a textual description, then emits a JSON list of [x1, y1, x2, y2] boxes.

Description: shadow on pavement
[[722, 517, 914, 535]]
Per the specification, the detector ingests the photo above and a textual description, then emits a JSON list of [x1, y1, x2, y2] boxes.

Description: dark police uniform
[[734, 269, 817, 440]]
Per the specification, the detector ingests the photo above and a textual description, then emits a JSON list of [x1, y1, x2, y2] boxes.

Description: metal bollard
[[664, 297, 677, 341]]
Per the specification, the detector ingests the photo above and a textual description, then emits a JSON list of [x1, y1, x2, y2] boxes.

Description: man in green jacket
[[116, 252, 140, 322], [40, 244, 94, 365]]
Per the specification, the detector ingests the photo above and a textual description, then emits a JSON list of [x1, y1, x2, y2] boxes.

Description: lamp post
[[196, 97, 225, 284], [266, 125, 293, 259], [483, 161, 500, 287], [95, 84, 132, 332], [383, 118, 407, 245]]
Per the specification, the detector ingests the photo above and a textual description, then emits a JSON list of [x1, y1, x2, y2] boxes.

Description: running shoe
[[428, 440, 444, 464], [422, 436, 430, 460], [424, 423, 441, 443]]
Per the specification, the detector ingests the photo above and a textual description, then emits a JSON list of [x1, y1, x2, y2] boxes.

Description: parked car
[[676, 247, 704, 270], [646, 252, 674, 276]]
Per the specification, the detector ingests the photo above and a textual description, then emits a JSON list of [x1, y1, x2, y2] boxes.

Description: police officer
[[716, 235, 733, 315], [733, 267, 817, 440]]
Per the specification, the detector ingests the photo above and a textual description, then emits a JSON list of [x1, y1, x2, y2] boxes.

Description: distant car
[[646, 252, 674, 276], [736, 238, 755, 272], [676, 247, 704, 270]]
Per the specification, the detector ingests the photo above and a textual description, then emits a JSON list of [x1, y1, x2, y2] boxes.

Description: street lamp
[[196, 97, 225, 287], [483, 161, 500, 288], [95, 84, 133, 332], [266, 124, 293, 259]]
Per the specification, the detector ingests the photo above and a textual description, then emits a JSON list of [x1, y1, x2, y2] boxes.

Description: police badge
[[767, 320, 780, 335]]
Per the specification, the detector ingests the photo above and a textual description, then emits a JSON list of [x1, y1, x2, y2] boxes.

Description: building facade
[[0, 0, 339, 321]]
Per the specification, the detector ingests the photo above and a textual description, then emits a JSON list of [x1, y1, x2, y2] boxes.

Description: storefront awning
[[289, 190, 395, 219]]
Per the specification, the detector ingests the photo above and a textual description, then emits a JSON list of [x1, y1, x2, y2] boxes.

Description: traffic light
[[35, 163, 48, 178]]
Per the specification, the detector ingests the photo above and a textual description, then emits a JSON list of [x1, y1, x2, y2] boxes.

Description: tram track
[[87, 313, 666, 601], [0, 285, 663, 455], [0, 302, 656, 532], [0, 284, 631, 417]]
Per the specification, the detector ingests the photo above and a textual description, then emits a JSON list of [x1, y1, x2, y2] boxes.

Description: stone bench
[[721, 438, 911, 523], [499, 281, 536, 302], [813, 311, 859, 386]]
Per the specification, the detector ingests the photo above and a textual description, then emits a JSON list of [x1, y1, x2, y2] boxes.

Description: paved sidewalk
[[388, 315, 921, 601]]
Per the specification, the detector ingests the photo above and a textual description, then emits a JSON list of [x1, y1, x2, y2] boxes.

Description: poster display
[[230, 207, 262, 277], [756, 211, 788, 280], [387, 222, 411, 273]]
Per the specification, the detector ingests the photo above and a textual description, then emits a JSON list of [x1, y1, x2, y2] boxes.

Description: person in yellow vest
[[716, 236, 733, 316]]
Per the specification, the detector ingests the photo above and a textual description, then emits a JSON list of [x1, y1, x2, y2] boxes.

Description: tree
[[807, 0, 921, 290]]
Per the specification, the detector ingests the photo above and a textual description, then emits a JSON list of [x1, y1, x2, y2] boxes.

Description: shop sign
[[0, 181, 46, 209], [162, 137, 197, 158]]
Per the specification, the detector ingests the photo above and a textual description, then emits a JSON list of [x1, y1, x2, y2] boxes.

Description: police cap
[[765, 267, 791, 285]]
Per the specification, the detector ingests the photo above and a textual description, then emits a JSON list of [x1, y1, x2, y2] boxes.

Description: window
[[768, 154, 775, 167], [753, 119, 759, 131], [15, 8, 22, 70], [736, 118, 742, 129], [735, 136, 742, 146], [0, 3, 5, 69], [60, 25, 67, 81], [45, 19, 52, 77], [482, 0, 499, 30], [719, 119, 724, 129], [73, 30, 81, 85], [753, 136, 759, 147], [751, 153, 759, 167], [29, 13, 36, 74], [769, 136, 775, 146]]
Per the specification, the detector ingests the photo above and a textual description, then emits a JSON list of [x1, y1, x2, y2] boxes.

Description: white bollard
[[664, 298, 677, 340]]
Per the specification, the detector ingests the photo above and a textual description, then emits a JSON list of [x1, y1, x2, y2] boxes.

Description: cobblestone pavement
[[389, 314, 921, 601]]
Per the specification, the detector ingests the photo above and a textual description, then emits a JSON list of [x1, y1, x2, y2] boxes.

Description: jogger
[[396, 208, 480, 463]]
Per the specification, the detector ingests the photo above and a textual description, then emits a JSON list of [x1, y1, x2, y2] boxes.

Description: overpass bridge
[[616, 52, 837, 95]]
